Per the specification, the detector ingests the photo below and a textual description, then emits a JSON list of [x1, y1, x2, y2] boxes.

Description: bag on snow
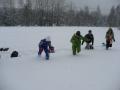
[[11, 51, 19, 58], [0, 48, 9, 51]]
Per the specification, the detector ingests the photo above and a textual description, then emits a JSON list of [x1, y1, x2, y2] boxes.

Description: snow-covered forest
[[0, 0, 120, 26]]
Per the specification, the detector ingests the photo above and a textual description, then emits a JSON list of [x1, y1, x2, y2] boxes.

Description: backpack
[[11, 51, 18, 58]]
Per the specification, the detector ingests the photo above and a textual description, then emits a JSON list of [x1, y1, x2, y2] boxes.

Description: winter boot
[[85, 45, 90, 49], [90, 45, 94, 49], [46, 57, 49, 60]]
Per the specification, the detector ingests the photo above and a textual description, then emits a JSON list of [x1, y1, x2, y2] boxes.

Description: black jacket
[[84, 33, 94, 45]]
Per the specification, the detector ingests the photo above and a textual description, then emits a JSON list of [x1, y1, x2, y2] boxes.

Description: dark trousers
[[106, 40, 112, 50], [85, 42, 93, 49], [38, 47, 49, 59]]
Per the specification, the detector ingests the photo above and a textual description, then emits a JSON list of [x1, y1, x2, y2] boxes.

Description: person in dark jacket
[[38, 36, 52, 60], [83, 30, 94, 49], [105, 27, 115, 50], [70, 31, 84, 55]]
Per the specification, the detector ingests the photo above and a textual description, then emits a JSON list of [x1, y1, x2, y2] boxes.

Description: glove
[[82, 42, 84, 45], [82, 40, 84, 45]]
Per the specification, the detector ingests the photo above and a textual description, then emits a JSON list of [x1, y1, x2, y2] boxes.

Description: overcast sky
[[66, 0, 119, 14]]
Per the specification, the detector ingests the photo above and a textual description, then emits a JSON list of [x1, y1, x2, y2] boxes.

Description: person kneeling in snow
[[70, 31, 84, 55], [105, 27, 115, 50], [83, 30, 94, 49], [38, 36, 54, 60]]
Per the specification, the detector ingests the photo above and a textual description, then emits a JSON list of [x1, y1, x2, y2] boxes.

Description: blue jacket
[[39, 39, 51, 49]]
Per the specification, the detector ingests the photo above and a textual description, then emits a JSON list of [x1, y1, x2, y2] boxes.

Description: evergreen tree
[[116, 4, 120, 27], [107, 6, 117, 26]]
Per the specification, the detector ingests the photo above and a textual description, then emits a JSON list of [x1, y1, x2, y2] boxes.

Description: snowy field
[[0, 27, 120, 90]]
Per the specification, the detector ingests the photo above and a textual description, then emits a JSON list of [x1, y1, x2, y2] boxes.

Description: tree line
[[0, 0, 120, 27]]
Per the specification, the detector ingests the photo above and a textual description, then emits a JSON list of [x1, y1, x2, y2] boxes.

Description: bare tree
[[107, 6, 117, 26], [116, 4, 120, 27], [64, 1, 76, 25], [18, 0, 24, 8]]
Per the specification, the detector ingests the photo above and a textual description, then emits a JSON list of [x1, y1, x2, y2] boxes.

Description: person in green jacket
[[70, 31, 84, 55]]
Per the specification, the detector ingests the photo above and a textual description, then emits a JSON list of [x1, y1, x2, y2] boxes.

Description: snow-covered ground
[[0, 27, 120, 90]]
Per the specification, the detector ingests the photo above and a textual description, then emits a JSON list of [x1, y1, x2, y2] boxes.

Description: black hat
[[88, 30, 92, 33], [76, 31, 80, 36], [109, 27, 112, 31]]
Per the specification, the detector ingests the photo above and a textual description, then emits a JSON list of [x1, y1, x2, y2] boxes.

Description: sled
[[49, 46, 55, 53]]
